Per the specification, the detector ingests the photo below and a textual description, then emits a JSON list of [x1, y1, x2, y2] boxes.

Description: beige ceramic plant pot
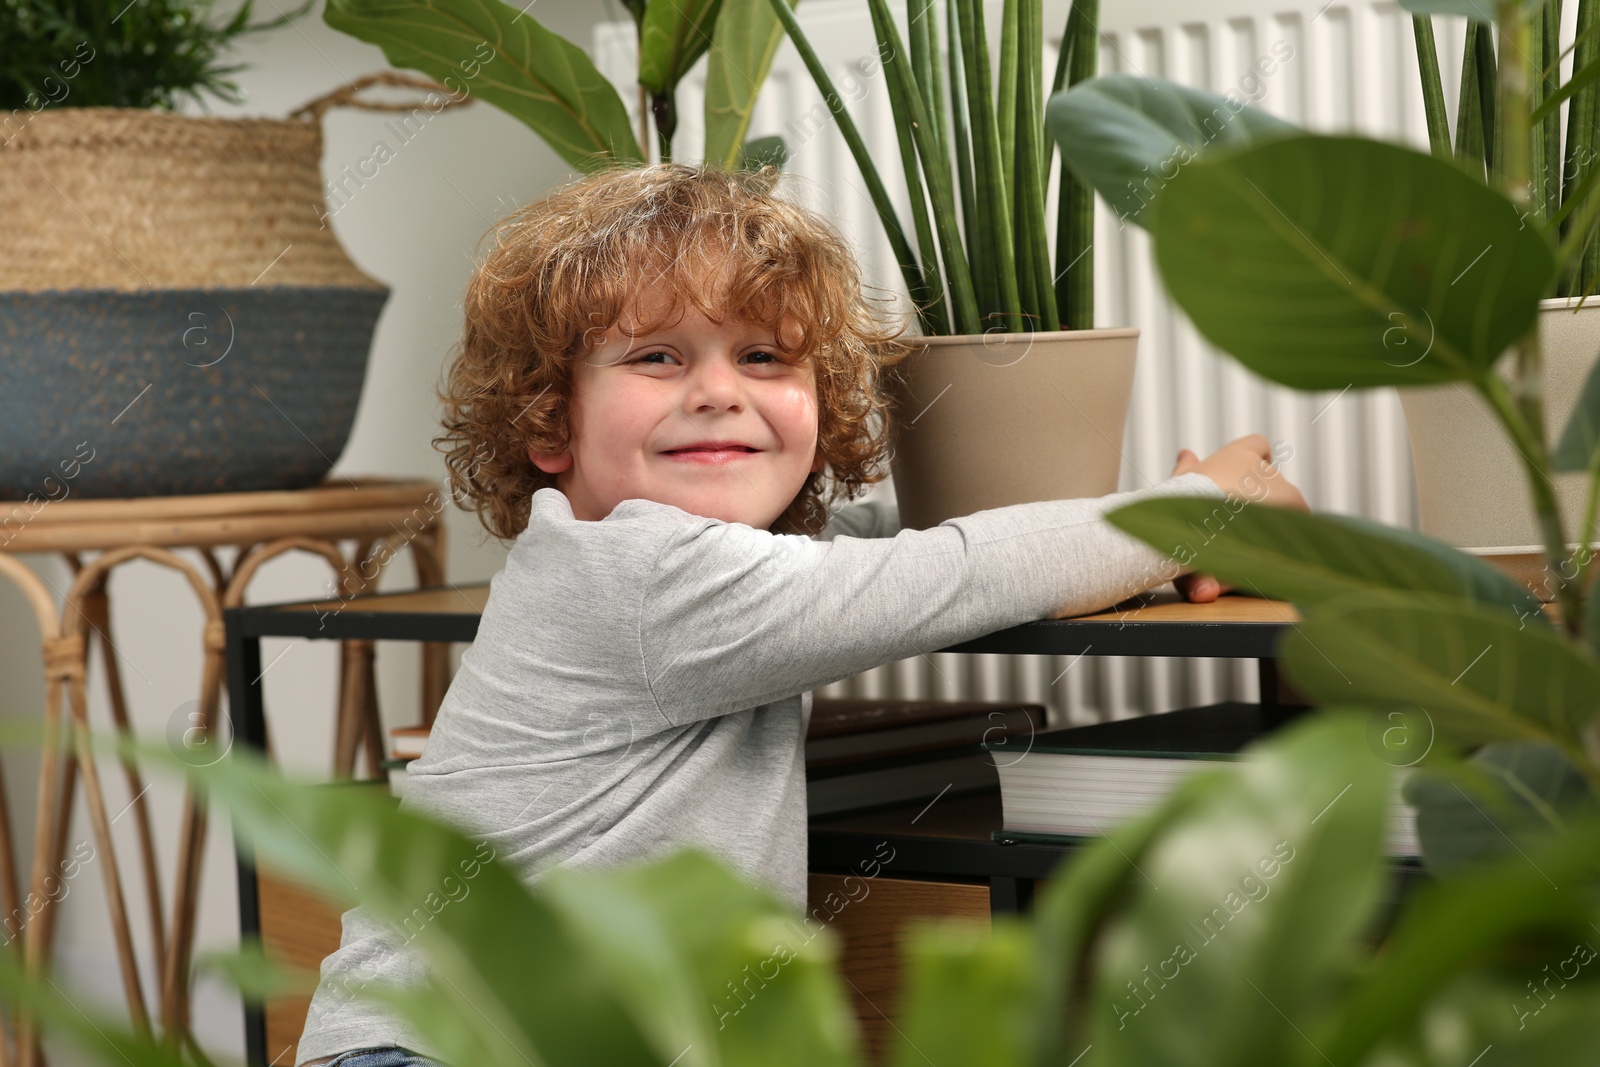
[[1399, 296, 1600, 596], [882, 328, 1140, 530]]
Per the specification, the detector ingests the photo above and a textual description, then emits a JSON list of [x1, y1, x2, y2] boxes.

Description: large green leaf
[[1045, 74, 1297, 228], [1321, 812, 1600, 1066], [705, 0, 797, 168], [1152, 134, 1555, 389], [1107, 495, 1545, 620], [887, 917, 1038, 1067], [640, 0, 723, 94], [323, 0, 642, 170], [542, 852, 862, 1067], [1027, 771, 1232, 1061], [1590, 578, 1600, 656], [1552, 349, 1600, 471], [172, 742, 860, 1067], [1083, 712, 1390, 1066], [1403, 742, 1600, 874], [1281, 591, 1600, 752]]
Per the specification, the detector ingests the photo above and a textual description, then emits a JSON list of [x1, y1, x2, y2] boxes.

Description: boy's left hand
[[1170, 447, 1232, 604]]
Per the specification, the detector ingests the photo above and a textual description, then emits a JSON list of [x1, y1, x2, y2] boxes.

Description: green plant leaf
[[1027, 770, 1232, 1061], [1084, 712, 1390, 1065], [540, 851, 863, 1067], [139, 737, 861, 1067], [705, 0, 796, 168], [198, 938, 318, 999], [887, 916, 1037, 1067], [323, 0, 642, 171], [209, 758, 647, 1067], [1552, 349, 1600, 470], [1106, 495, 1546, 620], [1152, 133, 1556, 389], [1534, 48, 1600, 122], [1045, 73, 1297, 228], [639, 0, 723, 94], [1403, 742, 1600, 874], [1589, 579, 1600, 656], [1321, 812, 1600, 1066], [1281, 591, 1600, 752], [737, 134, 787, 170]]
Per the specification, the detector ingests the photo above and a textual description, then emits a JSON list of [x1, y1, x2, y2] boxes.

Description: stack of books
[[981, 701, 1420, 857], [805, 697, 1046, 817]]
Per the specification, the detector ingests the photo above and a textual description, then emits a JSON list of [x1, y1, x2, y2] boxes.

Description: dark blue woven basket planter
[[0, 286, 388, 500]]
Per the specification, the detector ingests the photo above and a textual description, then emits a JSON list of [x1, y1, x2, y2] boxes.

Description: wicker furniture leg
[[157, 615, 227, 1042], [75, 572, 168, 985], [0, 555, 62, 1067], [333, 538, 377, 781], [333, 640, 370, 780], [59, 547, 232, 1043], [63, 665, 150, 1035], [332, 533, 410, 779]]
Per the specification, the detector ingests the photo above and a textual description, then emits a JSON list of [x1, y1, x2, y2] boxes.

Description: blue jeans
[[325, 1047, 445, 1067]]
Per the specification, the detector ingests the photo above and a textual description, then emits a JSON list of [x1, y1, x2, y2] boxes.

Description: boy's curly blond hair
[[435, 161, 915, 541]]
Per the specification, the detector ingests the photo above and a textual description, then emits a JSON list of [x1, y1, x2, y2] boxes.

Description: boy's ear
[[528, 442, 573, 474]]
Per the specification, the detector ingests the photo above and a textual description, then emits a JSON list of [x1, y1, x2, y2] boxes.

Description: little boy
[[295, 162, 1304, 1067]]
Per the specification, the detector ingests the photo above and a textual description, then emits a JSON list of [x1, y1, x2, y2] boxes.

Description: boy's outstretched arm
[[643, 470, 1234, 726], [643, 434, 1303, 725]]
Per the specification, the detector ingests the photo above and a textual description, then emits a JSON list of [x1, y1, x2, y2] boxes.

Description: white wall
[[0, 1, 620, 1061]]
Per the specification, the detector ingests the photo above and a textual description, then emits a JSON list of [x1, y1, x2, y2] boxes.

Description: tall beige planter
[[1399, 296, 1600, 594], [883, 328, 1140, 530]]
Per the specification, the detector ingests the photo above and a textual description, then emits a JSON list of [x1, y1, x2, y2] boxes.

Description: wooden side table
[[0, 477, 452, 1066]]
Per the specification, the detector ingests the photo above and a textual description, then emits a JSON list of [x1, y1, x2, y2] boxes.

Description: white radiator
[[595, 0, 1458, 726]]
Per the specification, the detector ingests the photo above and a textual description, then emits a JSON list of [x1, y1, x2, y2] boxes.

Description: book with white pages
[[982, 702, 1420, 858]]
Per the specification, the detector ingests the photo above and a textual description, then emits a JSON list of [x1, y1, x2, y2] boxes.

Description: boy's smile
[[528, 270, 825, 529]]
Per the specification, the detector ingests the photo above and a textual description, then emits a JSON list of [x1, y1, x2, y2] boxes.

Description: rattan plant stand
[[0, 477, 451, 1067]]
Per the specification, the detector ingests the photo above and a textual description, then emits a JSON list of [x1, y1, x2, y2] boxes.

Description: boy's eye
[[627, 349, 788, 365]]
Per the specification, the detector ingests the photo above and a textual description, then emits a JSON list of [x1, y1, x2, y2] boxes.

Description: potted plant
[[1394, 8, 1600, 589], [0, 0, 414, 500], [761, 0, 1155, 530]]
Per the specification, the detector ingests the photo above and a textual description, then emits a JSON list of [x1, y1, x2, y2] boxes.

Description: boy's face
[[528, 271, 824, 529]]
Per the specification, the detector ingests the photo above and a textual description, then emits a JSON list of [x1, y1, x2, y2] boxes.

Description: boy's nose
[[682, 354, 745, 410]]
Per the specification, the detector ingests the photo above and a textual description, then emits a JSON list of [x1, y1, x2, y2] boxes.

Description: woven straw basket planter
[[0, 101, 393, 499]]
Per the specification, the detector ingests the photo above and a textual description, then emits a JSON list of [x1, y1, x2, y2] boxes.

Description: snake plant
[[766, 0, 1101, 336]]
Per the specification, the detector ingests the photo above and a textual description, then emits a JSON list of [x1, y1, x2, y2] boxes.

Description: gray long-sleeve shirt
[[294, 472, 1222, 1064]]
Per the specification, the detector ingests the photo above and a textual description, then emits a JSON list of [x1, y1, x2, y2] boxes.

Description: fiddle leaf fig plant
[[1047, 0, 1600, 875], [322, 0, 797, 172]]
